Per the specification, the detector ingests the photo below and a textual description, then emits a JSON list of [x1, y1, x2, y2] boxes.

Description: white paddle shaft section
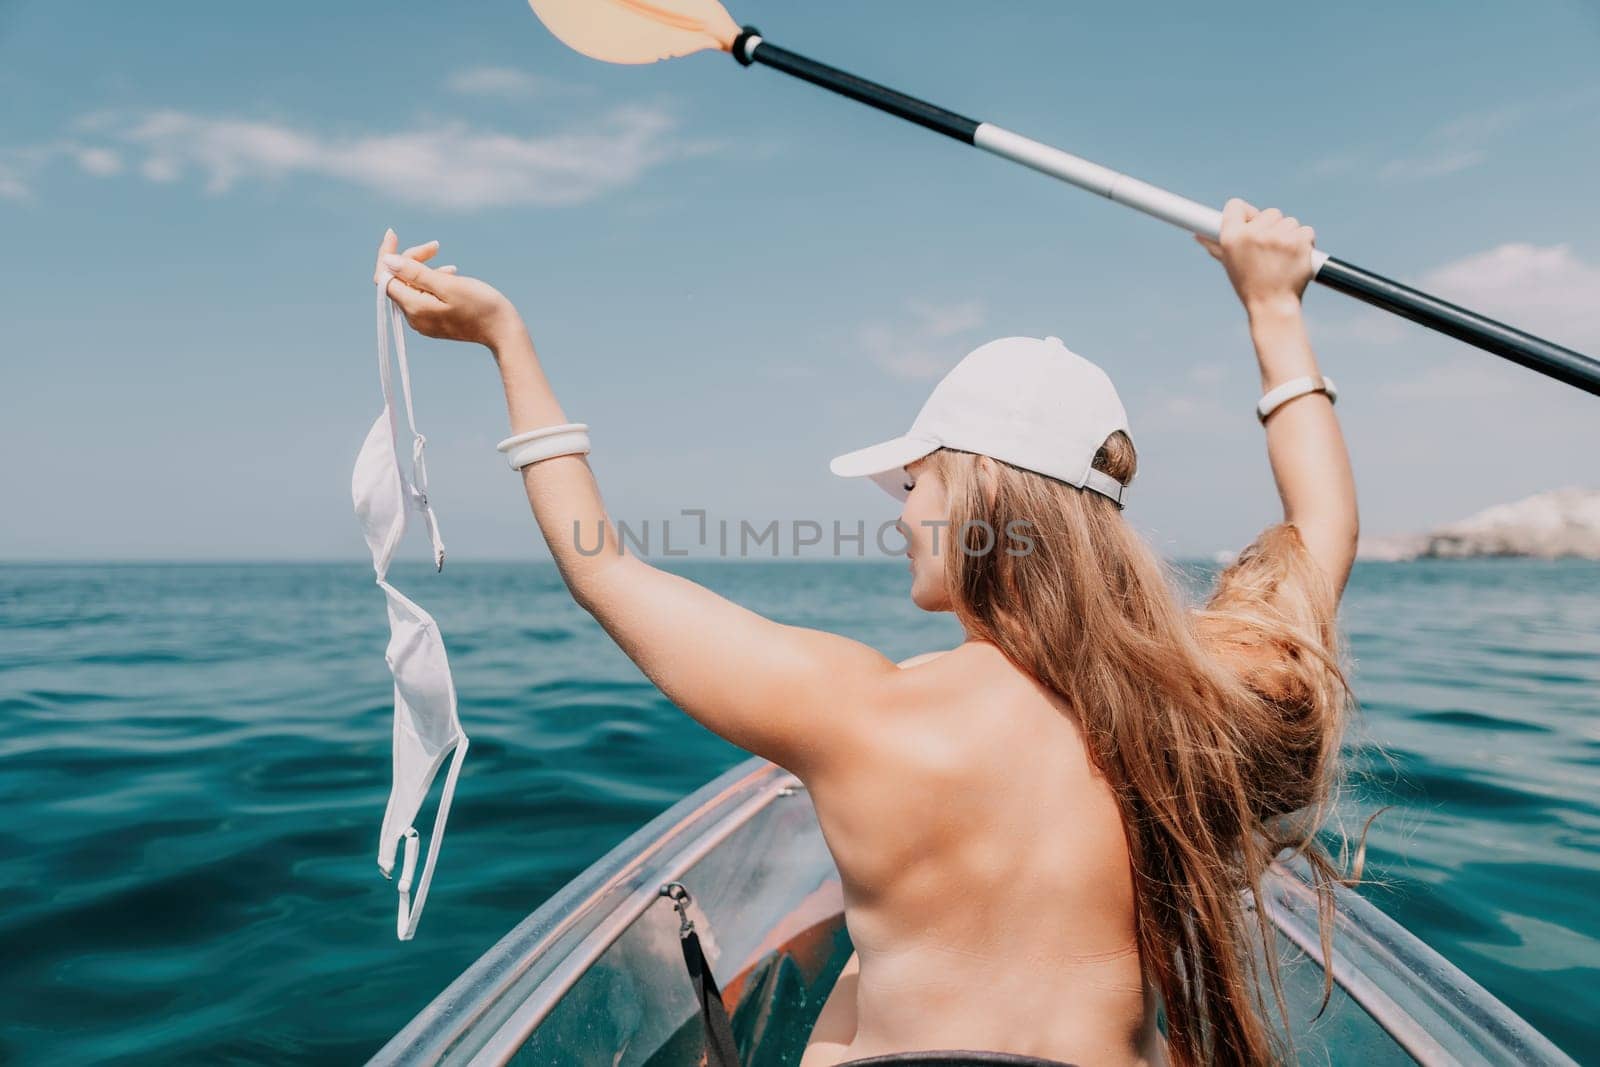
[[974, 123, 1329, 273]]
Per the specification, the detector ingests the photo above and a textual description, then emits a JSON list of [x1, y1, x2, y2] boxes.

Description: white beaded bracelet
[[1256, 375, 1337, 424], [496, 423, 591, 470]]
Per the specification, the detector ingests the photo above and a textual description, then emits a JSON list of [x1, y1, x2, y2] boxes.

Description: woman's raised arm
[[376, 237, 900, 778], [1196, 199, 1359, 602]]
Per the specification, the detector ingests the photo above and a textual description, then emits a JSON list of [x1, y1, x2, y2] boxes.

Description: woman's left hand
[[1193, 200, 1317, 319], [373, 229, 521, 350]]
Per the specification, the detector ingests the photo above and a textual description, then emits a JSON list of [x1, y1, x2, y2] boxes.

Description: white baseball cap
[[829, 335, 1133, 508]]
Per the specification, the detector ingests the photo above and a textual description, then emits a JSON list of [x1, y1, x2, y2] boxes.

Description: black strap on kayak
[[661, 882, 741, 1067]]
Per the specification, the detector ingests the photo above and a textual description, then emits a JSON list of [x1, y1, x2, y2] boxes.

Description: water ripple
[[0, 559, 1595, 1063]]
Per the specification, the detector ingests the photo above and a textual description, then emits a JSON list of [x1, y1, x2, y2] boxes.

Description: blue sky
[[3, 0, 1598, 561]]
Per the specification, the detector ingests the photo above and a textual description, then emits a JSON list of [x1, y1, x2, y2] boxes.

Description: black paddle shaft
[[1315, 257, 1600, 395], [730, 28, 1600, 398]]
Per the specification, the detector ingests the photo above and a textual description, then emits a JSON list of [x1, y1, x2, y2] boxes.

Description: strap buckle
[[660, 881, 695, 938]]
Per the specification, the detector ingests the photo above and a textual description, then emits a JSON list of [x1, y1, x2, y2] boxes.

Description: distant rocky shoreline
[[1355, 487, 1600, 561]]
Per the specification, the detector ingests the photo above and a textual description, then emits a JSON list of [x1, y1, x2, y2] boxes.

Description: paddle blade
[[527, 0, 740, 64]]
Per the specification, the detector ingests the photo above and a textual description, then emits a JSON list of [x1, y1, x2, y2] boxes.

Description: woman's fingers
[[1224, 196, 1258, 219], [1194, 233, 1223, 261], [437, 265, 458, 274], [385, 275, 446, 317], [1219, 197, 1261, 248], [1219, 202, 1316, 253], [1221, 197, 1252, 234], [373, 231, 440, 286], [381, 253, 448, 298], [374, 228, 400, 284], [402, 239, 440, 263]]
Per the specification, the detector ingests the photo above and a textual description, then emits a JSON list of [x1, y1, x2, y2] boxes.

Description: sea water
[[1, 560, 1595, 1063]]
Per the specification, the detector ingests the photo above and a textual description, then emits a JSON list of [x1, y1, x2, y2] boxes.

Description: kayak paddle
[[524, 0, 1600, 398]]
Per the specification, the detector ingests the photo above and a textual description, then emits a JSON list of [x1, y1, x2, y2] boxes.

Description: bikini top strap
[[375, 278, 446, 571]]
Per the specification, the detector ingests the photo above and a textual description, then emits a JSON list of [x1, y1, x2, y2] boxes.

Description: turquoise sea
[[1, 560, 1596, 1063]]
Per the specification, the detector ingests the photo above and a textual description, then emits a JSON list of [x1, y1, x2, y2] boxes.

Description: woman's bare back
[[799, 641, 1165, 1066]]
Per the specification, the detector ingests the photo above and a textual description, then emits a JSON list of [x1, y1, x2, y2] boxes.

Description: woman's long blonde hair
[[927, 435, 1355, 1066]]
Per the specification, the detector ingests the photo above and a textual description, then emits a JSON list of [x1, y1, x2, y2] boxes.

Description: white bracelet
[[497, 422, 589, 451], [1257, 375, 1337, 424], [496, 423, 591, 470]]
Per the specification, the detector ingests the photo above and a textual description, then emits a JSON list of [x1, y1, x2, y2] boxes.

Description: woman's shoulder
[[874, 641, 1074, 745], [887, 642, 1030, 699], [894, 639, 1020, 670], [895, 648, 955, 669]]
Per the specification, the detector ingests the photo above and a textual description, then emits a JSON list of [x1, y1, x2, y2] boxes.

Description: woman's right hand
[[1195, 198, 1317, 318]]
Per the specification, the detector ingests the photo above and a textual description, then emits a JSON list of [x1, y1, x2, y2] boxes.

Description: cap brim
[[829, 434, 939, 501]]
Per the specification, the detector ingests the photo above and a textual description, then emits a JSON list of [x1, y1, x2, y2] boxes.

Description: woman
[[373, 196, 1357, 1067]]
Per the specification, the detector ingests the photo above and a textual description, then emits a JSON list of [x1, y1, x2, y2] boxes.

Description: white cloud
[[124, 106, 692, 209], [1378, 106, 1518, 182], [1367, 242, 1600, 411], [1413, 243, 1600, 352], [1378, 149, 1486, 182], [1334, 306, 1407, 347], [1377, 356, 1529, 402], [857, 298, 986, 379], [1309, 88, 1600, 186], [1145, 240, 1599, 440], [75, 147, 122, 176], [1303, 152, 1361, 180], [3, 105, 707, 211], [905, 298, 985, 339], [445, 66, 548, 99], [0, 163, 27, 200], [1311, 240, 1600, 548], [1126, 345, 1240, 433], [1318, 242, 1600, 361], [1306, 104, 1519, 184], [141, 155, 181, 183], [0, 139, 126, 196], [1139, 363, 1236, 432]]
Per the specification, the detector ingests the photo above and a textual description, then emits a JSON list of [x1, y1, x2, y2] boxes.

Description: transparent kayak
[[372, 758, 1576, 1066]]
